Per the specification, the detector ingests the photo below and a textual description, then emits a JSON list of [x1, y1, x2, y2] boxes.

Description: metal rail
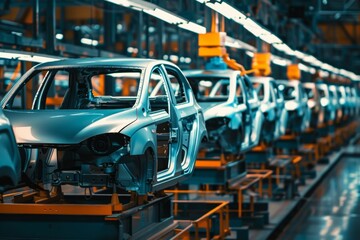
[[171, 200, 230, 240]]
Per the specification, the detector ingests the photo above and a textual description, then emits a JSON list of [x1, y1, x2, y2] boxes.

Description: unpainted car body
[[184, 70, 263, 154], [328, 85, 343, 124], [337, 85, 350, 122], [273, 81, 288, 138], [303, 82, 326, 128], [316, 83, 337, 124], [345, 86, 357, 119], [0, 109, 21, 192], [349, 87, 360, 117], [250, 77, 287, 143], [277, 80, 311, 134], [1, 58, 207, 194]]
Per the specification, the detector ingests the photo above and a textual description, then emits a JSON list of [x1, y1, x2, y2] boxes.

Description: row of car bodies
[[184, 70, 263, 156], [1, 58, 359, 194], [303, 82, 359, 128], [249, 77, 310, 139], [250, 77, 287, 142]]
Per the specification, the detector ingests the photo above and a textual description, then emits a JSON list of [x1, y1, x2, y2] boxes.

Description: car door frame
[[242, 75, 262, 146], [161, 63, 199, 175], [145, 65, 181, 183]]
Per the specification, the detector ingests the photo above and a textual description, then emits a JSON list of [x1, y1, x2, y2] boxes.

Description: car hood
[[198, 102, 237, 121], [3, 109, 137, 145], [198, 102, 221, 112]]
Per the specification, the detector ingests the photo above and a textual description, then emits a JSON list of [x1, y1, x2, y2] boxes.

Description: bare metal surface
[[0, 58, 207, 194]]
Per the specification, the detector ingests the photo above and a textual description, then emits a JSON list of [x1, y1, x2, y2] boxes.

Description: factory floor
[[245, 140, 360, 240], [277, 147, 360, 239]]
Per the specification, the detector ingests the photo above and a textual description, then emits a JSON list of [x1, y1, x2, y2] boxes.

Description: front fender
[[0, 125, 21, 189], [129, 126, 157, 157], [229, 113, 242, 130]]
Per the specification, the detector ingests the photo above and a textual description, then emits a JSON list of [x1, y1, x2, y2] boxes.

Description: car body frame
[[277, 80, 310, 134], [328, 85, 343, 124], [316, 82, 337, 124], [250, 77, 287, 143], [1, 58, 207, 194], [184, 69, 263, 155]]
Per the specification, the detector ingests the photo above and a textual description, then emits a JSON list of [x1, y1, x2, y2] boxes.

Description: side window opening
[[272, 82, 282, 100], [243, 76, 255, 100], [148, 68, 169, 113], [6, 70, 46, 110], [269, 85, 274, 102], [236, 78, 244, 103], [164, 67, 188, 105], [148, 68, 171, 173], [45, 71, 70, 109], [5, 68, 142, 111], [252, 82, 265, 101]]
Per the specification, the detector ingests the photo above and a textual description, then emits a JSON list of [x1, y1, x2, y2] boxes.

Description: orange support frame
[[0, 203, 114, 216], [172, 200, 230, 240]]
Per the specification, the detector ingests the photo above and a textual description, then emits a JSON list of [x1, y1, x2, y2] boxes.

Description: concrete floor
[[248, 141, 360, 240], [277, 153, 360, 239]]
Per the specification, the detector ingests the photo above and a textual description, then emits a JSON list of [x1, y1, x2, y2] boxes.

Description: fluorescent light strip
[[80, 38, 99, 46], [205, 1, 247, 23], [225, 36, 256, 52], [271, 55, 291, 66], [196, 1, 360, 80], [56, 33, 63, 40], [272, 43, 295, 55], [260, 34, 282, 44], [144, 8, 186, 25], [243, 18, 264, 37], [179, 22, 206, 34], [0, 50, 61, 63], [107, 0, 360, 81], [105, 0, 204, 35]]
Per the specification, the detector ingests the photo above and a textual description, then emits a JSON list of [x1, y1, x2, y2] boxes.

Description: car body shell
[[328, 85, 343, 124], [316, 83, 337, 124], [337, 85, 350, 121], [250, 77, 287, 142], [277, 80, 310, 134], [1, 58, 207, 194], [184, 69, 263, 154], [303, 82, 326, 128], [344, 86, 357, 119], [349, 87, 360, 117]]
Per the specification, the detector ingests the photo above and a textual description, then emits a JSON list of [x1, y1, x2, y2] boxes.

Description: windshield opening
[[304, 87, 314, 99], [278, 84, 296, 101], [187, 76, 235, 102], [252, 82, 265, 101], [5, 67, 142, 110]]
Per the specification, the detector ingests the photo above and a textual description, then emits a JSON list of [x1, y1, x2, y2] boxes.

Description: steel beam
[[32, 0, 39, 39], [104, 1, 116, 51], [145, 14, 150, 58], [46, 0, 56, 54], [156, 19, 164, 59], [338, 21, 357, 44], [137, 11, 143, 57]]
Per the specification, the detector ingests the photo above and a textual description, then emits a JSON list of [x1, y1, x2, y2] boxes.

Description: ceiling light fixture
[[0, 50, 61, 63]]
